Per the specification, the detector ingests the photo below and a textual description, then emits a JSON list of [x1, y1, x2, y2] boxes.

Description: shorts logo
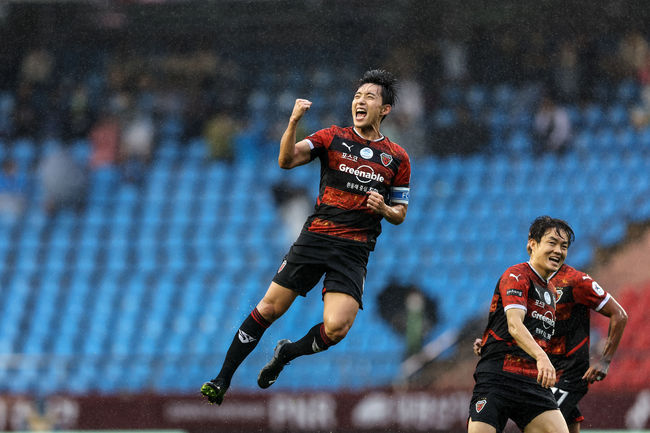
[[277, 259, 287, 274], [380, 152, 393, 166], [475, 399, 487, 413]]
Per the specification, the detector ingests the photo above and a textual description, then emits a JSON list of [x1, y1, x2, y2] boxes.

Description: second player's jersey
[[303, 125, 410, 249], [475, 262, 559, 384], [548, 264, 610, 391]]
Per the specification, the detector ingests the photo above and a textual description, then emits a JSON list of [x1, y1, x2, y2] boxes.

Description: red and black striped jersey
[[548, 264, 610, 391], [475, 262, 559, 384], [302, 125, 410, 249]]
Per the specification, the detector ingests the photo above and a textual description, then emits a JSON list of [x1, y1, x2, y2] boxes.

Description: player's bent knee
[[322, 320, 352, 343]]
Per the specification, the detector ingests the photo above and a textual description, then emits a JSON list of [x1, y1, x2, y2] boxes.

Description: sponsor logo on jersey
[[380, 152, 393, 166], [509, 273, 521, 281], [341, 142, 354, 152], [339, 164, 385, 184], [360, 147, 373, 159], [532, 310, 556, 329], [507, 289, 523, 297], [475, 399, 487, 413], [238, 330, 257, 344], [556, 289, 563, 302], [278, 259, 287, 274]]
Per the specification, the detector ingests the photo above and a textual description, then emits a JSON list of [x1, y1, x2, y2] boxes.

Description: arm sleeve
[[305, 127, 334, 161], [500, 268, 529, 313], [389, 151, 411, 204], [573, 273, 610, 311]]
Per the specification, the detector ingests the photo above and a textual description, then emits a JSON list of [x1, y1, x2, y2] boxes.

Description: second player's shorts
[[552, 385, 586, 425], [272, 232, 370, 308], [469, 372, 559, 432]]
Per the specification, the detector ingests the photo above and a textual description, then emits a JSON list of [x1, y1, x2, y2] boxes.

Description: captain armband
[[390, 186, 410, 205]]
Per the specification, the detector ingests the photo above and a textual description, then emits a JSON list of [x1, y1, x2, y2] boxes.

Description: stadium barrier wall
[[0, 388, 648, 432]]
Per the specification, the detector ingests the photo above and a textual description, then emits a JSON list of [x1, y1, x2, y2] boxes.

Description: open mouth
[[355, 108, 367, 121], [549, 256, 561, 265]]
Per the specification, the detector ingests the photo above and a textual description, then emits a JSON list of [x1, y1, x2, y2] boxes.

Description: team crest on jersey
[[475, 399, 487, 413], [277, 259, 287, 274], [380, 152, 393, 166]]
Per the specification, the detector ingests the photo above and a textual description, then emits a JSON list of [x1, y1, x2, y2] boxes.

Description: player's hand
[[472, 338, 483, 356], [290, 99, 312, 123], [582, 359, 610, 383], [536, 354, 556, 388], [366, 190, 386, 215]]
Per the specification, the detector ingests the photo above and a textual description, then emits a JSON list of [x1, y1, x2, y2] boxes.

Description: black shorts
[[469, 372, 559, 432], [272, 232, 370, 308], [552, 385, 586, 425]]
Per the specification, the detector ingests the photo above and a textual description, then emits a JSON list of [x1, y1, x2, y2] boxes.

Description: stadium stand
[[0, 74, 649, 395]]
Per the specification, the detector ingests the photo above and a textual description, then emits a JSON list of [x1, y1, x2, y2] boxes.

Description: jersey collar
[[527, 260, 558, 283], [353, 127, 384, 142]]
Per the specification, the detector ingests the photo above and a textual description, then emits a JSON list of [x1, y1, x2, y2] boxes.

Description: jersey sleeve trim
[[595, 293, 611, 312], [305, 139, 315, 150], [504, 304, 527, 312]]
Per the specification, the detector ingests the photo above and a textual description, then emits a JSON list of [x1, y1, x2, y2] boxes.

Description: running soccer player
[[468, 216, 573, 433], [472, 242, 628, 433], [200, 69, 410, 405]]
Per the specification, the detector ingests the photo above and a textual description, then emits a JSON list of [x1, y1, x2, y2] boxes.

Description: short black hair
[[528, 215, 575, 247], [358, 69, 398, 107]]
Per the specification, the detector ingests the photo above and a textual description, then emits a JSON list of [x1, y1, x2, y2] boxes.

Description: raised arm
[[583, 295, 628, 383], [505, 308, 556, 388], [278, 99, 314, 169]]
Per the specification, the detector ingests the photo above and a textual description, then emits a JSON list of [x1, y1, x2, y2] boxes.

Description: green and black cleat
[[200, 378, 228, 405], [257, 339, 291, 389]]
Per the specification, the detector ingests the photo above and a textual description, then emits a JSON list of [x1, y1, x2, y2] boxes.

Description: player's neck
[[354, 125, 383, 141]]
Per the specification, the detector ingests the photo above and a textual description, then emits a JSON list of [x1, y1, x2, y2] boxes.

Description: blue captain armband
[[390, 186, 410, 205]]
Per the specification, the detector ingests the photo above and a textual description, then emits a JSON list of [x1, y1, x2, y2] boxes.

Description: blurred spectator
[[631, 54, 650, 130], [120, 110, 154, 184], [19, 47, 54, 87], [89, 112, 121, 168], [553, 40, 581, 103], [38, 147, 88, 215], [65, 82, 94, 141], [533, 94, 572, 155], [11, 82, 38, 139], [203, 109, 237, 162], [618, 31, 649, 79], [0, 159, 27, 221]]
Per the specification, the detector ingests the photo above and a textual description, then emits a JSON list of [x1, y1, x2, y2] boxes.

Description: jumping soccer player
[[201, 69, 411, 405]]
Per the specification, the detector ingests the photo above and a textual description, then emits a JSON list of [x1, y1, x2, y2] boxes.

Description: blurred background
[[0, 0, 649, 432]]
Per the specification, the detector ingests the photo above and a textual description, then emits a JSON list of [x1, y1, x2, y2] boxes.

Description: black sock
[[282, 323, 336, 362], [216, 308, 270, 386]]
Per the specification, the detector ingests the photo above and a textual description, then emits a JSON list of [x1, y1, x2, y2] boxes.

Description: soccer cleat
[[200, 378, 228, 405], [257, 339, 291, 389]]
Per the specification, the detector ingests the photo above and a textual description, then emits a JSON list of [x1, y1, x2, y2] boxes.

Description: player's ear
[[381, 104, 392, 117], [526, 239, 534, 256]]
